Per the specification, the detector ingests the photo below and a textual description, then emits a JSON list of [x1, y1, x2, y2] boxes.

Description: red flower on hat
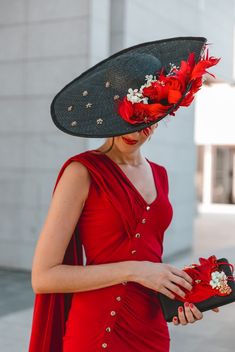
[[117, 48, 220, 125]]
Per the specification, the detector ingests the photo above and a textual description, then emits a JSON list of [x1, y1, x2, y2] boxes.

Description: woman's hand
[[172, 302, 220, 325], [130, 261, 193, 299]]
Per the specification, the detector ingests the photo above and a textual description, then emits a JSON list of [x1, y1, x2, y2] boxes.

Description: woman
[[28, 37, 220, 352]]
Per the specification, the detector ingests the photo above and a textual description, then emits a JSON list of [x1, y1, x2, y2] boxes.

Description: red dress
[[28, 149, 173, 352]]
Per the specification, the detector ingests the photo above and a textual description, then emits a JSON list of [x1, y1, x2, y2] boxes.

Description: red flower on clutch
[[174, 255, 235, 303], [117, 48, 220, 127]]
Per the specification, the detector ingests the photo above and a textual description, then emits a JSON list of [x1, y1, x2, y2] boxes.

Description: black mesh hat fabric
[[50, 36, 207, 138]]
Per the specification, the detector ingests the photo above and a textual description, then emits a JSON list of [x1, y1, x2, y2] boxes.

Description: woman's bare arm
[[31, 160, 193, 299], [31, 161, 135, 294]]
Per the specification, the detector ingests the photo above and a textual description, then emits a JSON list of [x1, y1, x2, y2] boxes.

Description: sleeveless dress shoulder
[[28, 149, 173, 352]]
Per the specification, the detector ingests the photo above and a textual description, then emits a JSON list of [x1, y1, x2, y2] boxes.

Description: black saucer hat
[[50, 36, 209, 138]]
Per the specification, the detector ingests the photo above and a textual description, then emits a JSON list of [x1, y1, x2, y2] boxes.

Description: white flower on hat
[[127, 75, 158, 104], [144, 74, 157, 87], [127, 89, 140, 103], [127, 88, 145, 104], [168, 62, 180, 75]]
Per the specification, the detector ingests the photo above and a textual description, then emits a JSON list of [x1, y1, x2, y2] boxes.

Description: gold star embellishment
[[96, 118, 103, 125], [82, 90, 88, 96], [86, 102, 92, 108], [183, 264, 196, 269], [113, 95, 120, 100], [67, 105, 74, 112], [71, 121, 77, 127]]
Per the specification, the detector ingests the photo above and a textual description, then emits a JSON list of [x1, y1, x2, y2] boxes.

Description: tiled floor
[[0, 269, 33, 317], [0, 307, 33, 352], [0, 212, 235, 352]]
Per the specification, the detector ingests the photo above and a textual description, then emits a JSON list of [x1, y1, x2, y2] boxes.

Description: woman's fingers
[[212, 307, 220, 312], [160, 287, 176, 300], [177, 305, 188, 325], [170, 266, 193, 285], [183, 302, 195, 323], [169, 272, 193, 293], [188, 303, 203, 320], [172, 316, 179, 325], [172, 303, 203, 325], [165, 280, 187, 299]]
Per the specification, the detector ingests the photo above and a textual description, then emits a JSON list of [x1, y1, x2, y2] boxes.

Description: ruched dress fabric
[[28, 149, 173, 352], [62, 150, 173, 352]]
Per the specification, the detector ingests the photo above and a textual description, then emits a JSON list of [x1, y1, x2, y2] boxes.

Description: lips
[[122, 137, 138, 145]]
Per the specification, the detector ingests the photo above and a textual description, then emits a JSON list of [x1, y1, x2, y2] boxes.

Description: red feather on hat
[[117, 48, 220, 125]]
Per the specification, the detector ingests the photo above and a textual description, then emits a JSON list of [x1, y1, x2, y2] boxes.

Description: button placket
[[101, 286, 126, 350], [140, 204, 151, 225], [101, 205, 153, 349], [130, 204, 151, 255]]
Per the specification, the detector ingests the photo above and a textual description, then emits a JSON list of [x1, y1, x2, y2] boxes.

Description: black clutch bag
[[157, 257, 235, 322]]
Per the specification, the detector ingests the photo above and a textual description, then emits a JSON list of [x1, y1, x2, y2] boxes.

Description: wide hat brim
[[50, 36, 207, 138]]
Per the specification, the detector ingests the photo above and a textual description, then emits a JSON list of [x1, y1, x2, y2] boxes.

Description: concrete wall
[[1, 0, 235, 269], [0, 0, 92, 269]]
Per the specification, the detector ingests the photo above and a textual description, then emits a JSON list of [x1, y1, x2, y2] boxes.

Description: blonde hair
[[98, 137, 115, 154]]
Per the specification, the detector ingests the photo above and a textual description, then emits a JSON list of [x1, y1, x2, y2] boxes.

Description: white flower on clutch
[[210, 271, 228, 289]]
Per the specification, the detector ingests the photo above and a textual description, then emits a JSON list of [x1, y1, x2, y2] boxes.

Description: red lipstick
[[122, 136, 138, 145]]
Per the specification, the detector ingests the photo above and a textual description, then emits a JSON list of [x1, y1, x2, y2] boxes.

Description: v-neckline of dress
[[90, 150, 160, 206]]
